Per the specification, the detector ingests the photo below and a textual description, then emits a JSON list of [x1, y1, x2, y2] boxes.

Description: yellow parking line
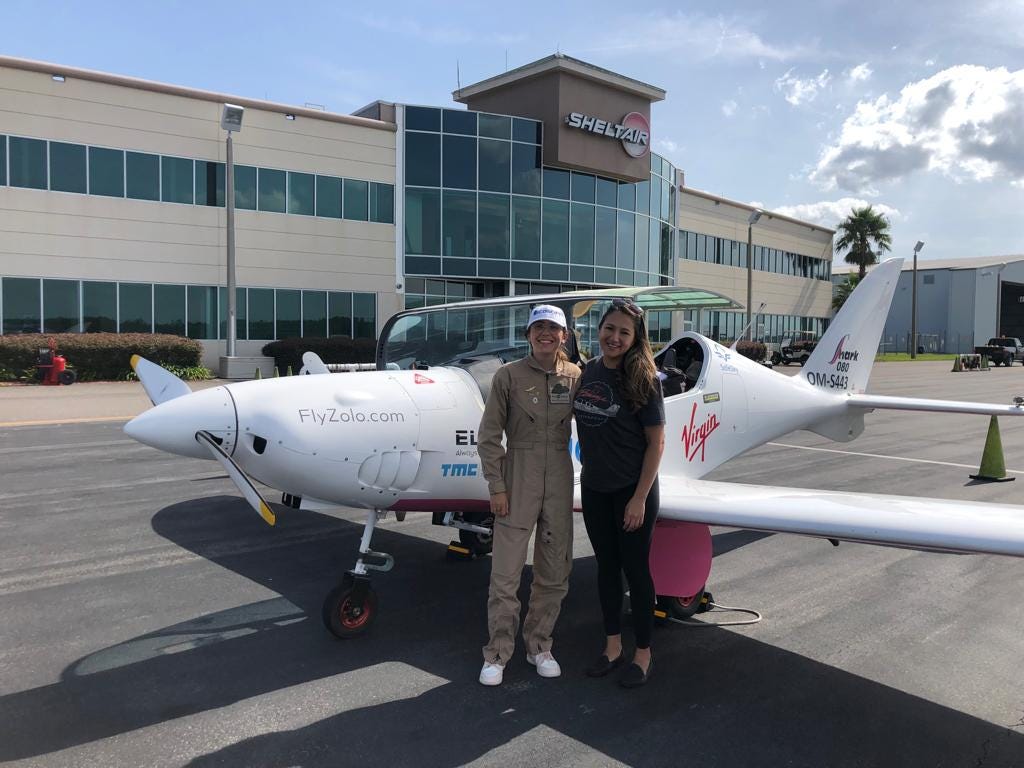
[[0, 415, 136, 427]]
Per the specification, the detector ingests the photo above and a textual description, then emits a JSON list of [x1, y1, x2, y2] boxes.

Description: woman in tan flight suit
[[477, 304, 581, 686]]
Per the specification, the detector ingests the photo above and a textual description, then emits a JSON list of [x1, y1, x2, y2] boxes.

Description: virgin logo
[[682, 402, 720, 462]]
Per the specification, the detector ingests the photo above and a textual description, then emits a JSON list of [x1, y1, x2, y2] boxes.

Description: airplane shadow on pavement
[[0, 496, 1021, 767]]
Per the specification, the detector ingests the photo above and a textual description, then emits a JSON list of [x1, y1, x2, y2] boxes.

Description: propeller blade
[[131, 355, 192, 406], [195, 430, 276, 526]]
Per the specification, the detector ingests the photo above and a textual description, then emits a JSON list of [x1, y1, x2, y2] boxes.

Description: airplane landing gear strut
[[322, 508, 394, 639]]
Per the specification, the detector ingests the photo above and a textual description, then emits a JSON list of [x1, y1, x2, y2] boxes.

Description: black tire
[[781, 359, 790, 366], [58, 370, 77, 385], [458, 512, 494, 555], [322, 582, 378, 638], [798, 358, 806, 367], [657, 586, 706, 621], [770, 352, 782, 366]]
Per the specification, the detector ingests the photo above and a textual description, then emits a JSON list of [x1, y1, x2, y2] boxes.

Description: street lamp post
[[746, 209, 763, 340], [910, 240, 925, 359], [220, 104, 244, 373]]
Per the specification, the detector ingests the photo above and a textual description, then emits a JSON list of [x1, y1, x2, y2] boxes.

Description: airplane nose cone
[[125, 386, 237, 459]]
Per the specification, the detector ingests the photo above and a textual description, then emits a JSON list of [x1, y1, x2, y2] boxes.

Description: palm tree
[[835, 205, 892, 280], [832, 275, 860, 313]]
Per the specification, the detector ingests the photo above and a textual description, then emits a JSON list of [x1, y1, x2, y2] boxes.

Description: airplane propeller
[[195, 430, 276, 526]]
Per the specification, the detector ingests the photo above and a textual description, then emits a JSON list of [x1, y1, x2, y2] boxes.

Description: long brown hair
[[599, 302, 658, 411]]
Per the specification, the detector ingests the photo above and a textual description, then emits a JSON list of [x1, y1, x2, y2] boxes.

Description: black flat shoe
[[585, 653, 625, 678], [619, 658, 653, 688]]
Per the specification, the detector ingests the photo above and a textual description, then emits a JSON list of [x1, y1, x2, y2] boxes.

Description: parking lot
[[1, 361, 1023, 767]]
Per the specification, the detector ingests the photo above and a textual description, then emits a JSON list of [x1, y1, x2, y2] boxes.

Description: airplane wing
[[658, 474, 1024, 558], [847, 393, 1024, 416]]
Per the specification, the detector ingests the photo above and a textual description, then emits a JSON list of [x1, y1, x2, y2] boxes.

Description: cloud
[[656, 138, 680, 154], [847, 63, 872, 82], [581, 12, 814, 61], [810, 64, 1024, 193], [721, 99, 738, 117], [775, 68, 831, 105], [771, 198, 902, 228], [925, 59, 936, 67]]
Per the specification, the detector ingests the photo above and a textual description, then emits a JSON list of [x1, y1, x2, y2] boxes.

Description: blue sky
[[5, 0, 1023, 262]]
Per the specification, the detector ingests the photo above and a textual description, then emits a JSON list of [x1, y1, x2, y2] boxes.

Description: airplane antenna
[[456, 60, 461, 93], [731, 302, 767, 350], [505, 49, 508, 72]]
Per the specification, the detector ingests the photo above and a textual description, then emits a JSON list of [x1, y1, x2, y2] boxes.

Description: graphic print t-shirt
[[573, 360, 665, 493]]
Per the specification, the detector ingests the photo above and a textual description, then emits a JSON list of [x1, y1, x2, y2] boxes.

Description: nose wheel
[[323, 508, 393, 639], [323, 574, 378, 638]]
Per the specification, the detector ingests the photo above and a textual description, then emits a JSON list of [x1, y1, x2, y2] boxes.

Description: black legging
[[581, 479, 659, 649]]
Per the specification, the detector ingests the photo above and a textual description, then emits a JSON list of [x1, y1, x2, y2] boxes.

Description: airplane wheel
[[459, 513, 494, 555], [322, 582, 378, 638], [657, 586, 706, 621]]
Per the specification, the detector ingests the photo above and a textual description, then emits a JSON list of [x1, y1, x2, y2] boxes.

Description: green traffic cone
[[286, 365, 294, 377], [969, 416, 1015, 482], [952, 356, 962, 372], [255, 368, 262, 380], [980, 355, 990, 371], [274, 366, 280, 378]]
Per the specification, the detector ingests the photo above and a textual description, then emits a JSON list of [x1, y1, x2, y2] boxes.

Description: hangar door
[[1000, 282, 1024, 339]]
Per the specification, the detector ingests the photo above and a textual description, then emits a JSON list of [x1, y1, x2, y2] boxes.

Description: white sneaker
[[479, 661, 505, 686], [526, 651, 562, 678]]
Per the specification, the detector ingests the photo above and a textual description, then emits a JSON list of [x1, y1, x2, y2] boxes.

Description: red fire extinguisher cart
[[36, 338, 77, 385]]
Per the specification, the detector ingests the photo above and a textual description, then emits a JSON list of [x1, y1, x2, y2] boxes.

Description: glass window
[[2, 277, 40, 333], [542, 200, 569, 263], [513, 118, 542, 144], [217, 286, 246, 340], [194, 160, 224, 207], [617, 182, 635, 212], [154, 284, 185, 335], [276, 289, 300, 338], [595, 206, 616, 267], [660, 222, 672, 278], [649, 176, 662, 219], [406, 132, 440, 187], [570, 203, 595, 265], [288, 171, 315, 215], [442, 190, 476, 258], [660, 179, 671, 221], [635, 214, 649, 275], [9, 137, 47, 189], [258, 168, 286, 212], [478, 193, 510, 261], [316, 175, 342, 218], [187, 285, 217, 339], [649, 218, 660, 275], [479, 139, 510, 193], [87, 147, 125, 198], [635, 180, 650, 213], [512, 196, 541, 262], [479, 259, 510, 278], [405, 106, 440, 131], [405, 188, 440, 255], [49, 142, 87, 193], [234, 164, 256, 210], [442, 135, 476, 190], [616, 210, 634, 269], [571, 173, 595, 203], [83, 281, 116, 333], [161, 156, 193, 204], [511, 143, 541, 196], [248, 288, 274, 339], [596, 176, 617, 208], [443, 109, 476, 135], [302, 290, 327, 337], [43, 279, 79, 333], [370, 182, 394, 223], [540, 168, 569, 200], [479, 113, 511, 140], [0, 135, 6, 185], [511, 260, 540, 279], [118, 283, 152, 333], [329, 291, 353, 336], [353, 293, 376, 338], [343, 178, 368, 220]]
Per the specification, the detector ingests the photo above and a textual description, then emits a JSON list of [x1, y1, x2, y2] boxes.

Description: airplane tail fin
[[802, 258, 903, 394]]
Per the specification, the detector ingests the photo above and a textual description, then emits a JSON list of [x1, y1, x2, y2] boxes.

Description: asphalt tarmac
[[1, 362, 1023, 767]]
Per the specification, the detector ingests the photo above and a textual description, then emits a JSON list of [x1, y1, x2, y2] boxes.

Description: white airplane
[[125, 258, 1024, 638]]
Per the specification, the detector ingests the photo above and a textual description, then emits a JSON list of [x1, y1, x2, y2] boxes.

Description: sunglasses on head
[[611, 298, 644, 317]]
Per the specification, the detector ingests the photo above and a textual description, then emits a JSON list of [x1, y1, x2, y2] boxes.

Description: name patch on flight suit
[[549, 378, 571, 404]]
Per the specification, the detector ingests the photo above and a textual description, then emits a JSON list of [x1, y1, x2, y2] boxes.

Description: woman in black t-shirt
[[573, 299, 665, 688]]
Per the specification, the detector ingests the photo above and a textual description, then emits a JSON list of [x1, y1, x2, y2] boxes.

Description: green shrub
[[262, 336, 377, 375], [0, 333, 202, 381], [734, 340, 767, 362]]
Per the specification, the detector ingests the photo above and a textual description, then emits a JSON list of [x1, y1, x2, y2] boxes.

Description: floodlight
[[221, 103, 245, 133]]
